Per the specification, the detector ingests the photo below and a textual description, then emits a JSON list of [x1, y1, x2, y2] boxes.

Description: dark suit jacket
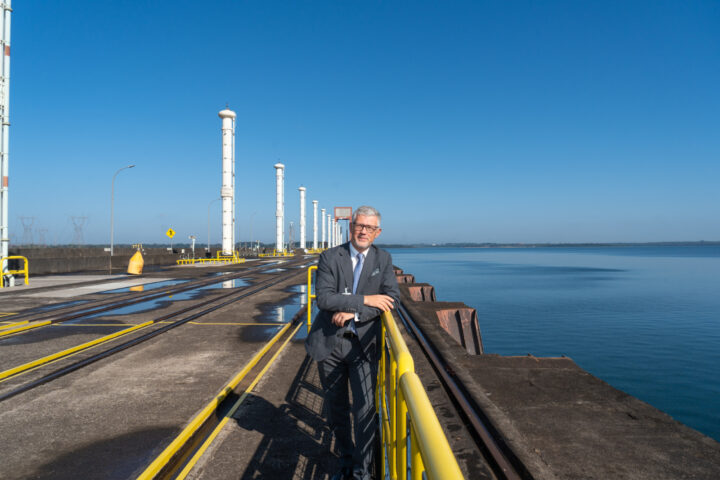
[[305, 242, 401, 362]]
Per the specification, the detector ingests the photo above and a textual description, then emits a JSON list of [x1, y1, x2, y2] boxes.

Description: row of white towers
[[219, 110, 337, 253], [273, 162, 338, 252]]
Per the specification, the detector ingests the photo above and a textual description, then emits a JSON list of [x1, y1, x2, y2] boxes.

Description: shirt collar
[[349, 242, 369, 259]]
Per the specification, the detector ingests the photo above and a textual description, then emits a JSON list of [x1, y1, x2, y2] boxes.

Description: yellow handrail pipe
[[1, 256, 29, 288], [379, 310, 464, 480], [401, 372, 465, 479], [307, 266, 317, 332]]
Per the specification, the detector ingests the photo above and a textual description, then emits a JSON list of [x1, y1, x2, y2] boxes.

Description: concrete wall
[[5, 246, 266, 275]]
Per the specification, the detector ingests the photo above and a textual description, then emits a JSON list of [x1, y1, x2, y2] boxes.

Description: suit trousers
[[318, 333, 378, 479]]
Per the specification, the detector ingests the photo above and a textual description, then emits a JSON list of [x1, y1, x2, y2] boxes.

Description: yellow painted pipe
[[0, 320, 28, 330], [400, 372, 464, 480], [136, 320, 294, 480], [0, 320, 52, 338], [175, 322, 303, 479], [0, 321, 154, 381]]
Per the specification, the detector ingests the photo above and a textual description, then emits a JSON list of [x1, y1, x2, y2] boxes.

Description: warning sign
[[166, 228, 176, 239]]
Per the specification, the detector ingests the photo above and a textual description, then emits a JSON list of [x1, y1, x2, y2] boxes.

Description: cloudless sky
[[8, 1, 720, 245]]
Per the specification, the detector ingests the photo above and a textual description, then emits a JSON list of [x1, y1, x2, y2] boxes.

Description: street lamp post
[[249, 211, 256, 251], [110, 164, 135, 274], [207, 196, 221, 254]]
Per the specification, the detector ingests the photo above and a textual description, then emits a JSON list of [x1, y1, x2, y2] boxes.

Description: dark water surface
[[388, 246, 720, 441]]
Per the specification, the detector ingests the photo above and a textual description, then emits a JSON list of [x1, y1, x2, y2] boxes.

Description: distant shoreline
[[377, 241, 720, 249], [10, 241, 720, 249]]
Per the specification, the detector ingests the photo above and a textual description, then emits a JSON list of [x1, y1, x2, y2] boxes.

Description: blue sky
[[8, 1, 720, 245]]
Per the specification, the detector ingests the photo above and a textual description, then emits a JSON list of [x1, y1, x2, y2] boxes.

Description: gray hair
[[352, 206, 381, 225]]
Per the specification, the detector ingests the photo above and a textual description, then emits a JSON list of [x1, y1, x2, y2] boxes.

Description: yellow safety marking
[[0, 320, 29, 330], [136, 320, 295, 480], [0, 320, 52, 338], [155, 321, 285, 326], [0, 320, 154, 381], [0, 312, 18, 317], [188, 322, 286, 326], [51, 323, 137, 327], [176, 321, 303, 479]]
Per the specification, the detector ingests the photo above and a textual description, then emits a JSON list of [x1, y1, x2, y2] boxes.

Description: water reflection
[[100, 279, 187, 294]]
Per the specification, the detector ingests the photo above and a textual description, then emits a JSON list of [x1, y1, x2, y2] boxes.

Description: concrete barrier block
[[396, 273, 415, 284], [435, 307, 483, 355]]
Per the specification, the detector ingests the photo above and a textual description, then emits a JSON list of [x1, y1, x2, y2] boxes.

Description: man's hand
[[332, 311, 355, 327], [364, 294, 395, 312]]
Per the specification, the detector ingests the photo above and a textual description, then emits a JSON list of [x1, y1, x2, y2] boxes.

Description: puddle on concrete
[[287, 284, 308, 305], [263, 268, 287, 274], [197, 278, 250, 290], [99, 279, 188, 294], [241, 324, 284, 342], [82, 278, 252, 320], [259, 304, 305, 324]]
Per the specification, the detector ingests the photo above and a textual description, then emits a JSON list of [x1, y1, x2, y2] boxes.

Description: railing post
[[410, 427, 423, 480], [379, 321, 387, 480], [389, 349, 398, 479], [307, 266, 317, 333], [397, 379, 408, 480]]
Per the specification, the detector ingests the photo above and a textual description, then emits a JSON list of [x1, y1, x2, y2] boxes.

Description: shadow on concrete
[[0, 321, 131, 346], [20, 426, 178, 480], [234, 354, 337, 480]]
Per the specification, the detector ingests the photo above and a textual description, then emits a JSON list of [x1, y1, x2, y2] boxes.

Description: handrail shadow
[[235, 354, 338, 479]]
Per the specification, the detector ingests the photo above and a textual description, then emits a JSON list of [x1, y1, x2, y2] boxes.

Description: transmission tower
[[19, 216, 34, 245], [37, 228, 48, 246], [71, 216, 87, 245]]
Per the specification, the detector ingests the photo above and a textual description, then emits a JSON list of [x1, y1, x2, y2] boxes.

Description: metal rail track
[[0, 265, 309, 403], [1, 259, 302, 321], [396, 303, 532, 480], [0, 257, 307, 337]]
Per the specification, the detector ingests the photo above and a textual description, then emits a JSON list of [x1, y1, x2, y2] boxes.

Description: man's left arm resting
[[356, 258, 401, 322]]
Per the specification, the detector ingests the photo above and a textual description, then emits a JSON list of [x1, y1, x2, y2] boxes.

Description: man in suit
[[305, 205, 401, 480]]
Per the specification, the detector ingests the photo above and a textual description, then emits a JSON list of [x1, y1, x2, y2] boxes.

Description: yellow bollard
[[127, 250, 144, 275]]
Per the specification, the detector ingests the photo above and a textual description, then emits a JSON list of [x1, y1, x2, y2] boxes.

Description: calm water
[[388, 246, 720, 441]]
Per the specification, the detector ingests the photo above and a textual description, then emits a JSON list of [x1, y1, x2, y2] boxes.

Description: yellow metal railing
[[307, 266, 317, 332], [305, 267, 464, 480], [176, 250, 246, 265], [258, 249, 295, 258], [1, 256, 29, 289], [379, 311, 464, 479]]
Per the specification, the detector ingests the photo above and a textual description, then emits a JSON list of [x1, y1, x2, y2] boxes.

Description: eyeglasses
[[352, 223, 380, 233]]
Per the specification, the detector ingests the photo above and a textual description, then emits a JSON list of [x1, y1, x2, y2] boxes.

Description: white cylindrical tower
[[332, 218, 337, 247], [312, 200, 318, 250], [219, 107, 236, 255], [320, 208, 326, 249], [274, 163, 285, 252], [298, 187, 306, 250], [0, 1, 11, 270]]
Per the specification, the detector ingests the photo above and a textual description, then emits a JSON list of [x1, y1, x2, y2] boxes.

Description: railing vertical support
[[411, 428, 423, 480], [397, 384, 408, 480], [307, 266, 317, 333]]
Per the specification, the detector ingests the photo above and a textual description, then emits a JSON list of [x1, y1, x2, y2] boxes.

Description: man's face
[[350, 214, 381, 251]]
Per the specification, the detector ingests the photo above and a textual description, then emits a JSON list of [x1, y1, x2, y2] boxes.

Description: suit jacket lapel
[[339, 243, 354, 289]]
